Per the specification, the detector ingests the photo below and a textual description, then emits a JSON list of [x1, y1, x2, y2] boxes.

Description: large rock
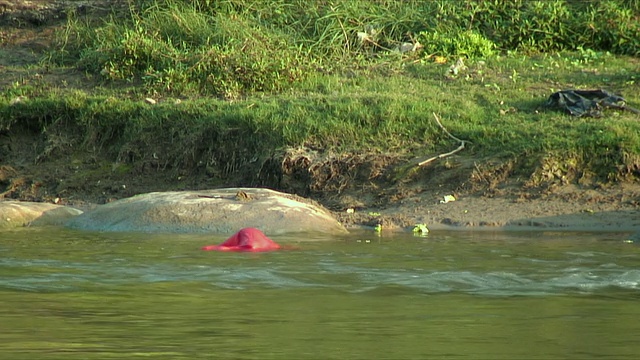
[[0, 201, 83, 228], [66, 188, 348, 235]]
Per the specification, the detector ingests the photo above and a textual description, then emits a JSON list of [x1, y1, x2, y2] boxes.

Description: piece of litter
[[440, 195, 456, 204], [412, 224, 429, 235], [449, 58, 466, 75]]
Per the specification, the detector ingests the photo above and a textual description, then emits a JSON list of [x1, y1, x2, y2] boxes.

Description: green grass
[[1, 0, 640, 187], [48, 0, 640, 97], [3, 50, 639, 178]]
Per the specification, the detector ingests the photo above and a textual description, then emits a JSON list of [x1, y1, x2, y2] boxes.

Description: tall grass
[[51, 0, 640, 97]]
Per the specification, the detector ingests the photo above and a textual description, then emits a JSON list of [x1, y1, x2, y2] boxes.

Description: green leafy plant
[[418, 30, 495, 58]]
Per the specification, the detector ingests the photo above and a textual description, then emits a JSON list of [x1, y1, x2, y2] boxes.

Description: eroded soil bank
[[3, 128, 640, 233]]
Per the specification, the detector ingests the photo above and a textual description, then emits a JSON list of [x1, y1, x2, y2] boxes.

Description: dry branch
[[417, 113, 469, 167]]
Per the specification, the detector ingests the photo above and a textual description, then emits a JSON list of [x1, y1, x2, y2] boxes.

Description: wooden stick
[[418, 113, 469, 167], [613, 104, 640, 115]]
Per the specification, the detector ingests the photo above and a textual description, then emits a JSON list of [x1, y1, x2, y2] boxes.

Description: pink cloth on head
[[201, 227, 281, 252]]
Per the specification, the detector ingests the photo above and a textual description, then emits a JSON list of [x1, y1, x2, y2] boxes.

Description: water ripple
[[2, 236, 639, 296]]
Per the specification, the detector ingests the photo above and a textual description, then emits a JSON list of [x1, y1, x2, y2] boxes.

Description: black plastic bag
[[545, 89, 639, 117]]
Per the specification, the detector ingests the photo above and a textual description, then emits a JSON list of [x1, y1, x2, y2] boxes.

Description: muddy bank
[[337, 184, 640, 233], [1, 119, 640, 233]]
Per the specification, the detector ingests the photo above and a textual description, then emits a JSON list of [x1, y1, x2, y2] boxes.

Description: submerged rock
[[66, 188, 348, 235], [0, 201, 83, 228]]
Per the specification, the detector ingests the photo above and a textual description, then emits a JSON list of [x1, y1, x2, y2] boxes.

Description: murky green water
[[1, 228, 639, 359]]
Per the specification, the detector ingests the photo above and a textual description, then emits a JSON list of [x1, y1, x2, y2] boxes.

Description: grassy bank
[[1, 0, 640, 198], [50, 0, 640, 97]]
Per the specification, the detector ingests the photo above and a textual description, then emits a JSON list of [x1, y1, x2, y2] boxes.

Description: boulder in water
[[66, 188, 347, 235], [0, 201, 83, 228]]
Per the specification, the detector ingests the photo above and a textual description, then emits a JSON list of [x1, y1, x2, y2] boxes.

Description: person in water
[[201, 227, 281, 252]]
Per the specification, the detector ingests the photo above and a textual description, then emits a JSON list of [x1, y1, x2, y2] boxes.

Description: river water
[[1, 227, 639, 359]]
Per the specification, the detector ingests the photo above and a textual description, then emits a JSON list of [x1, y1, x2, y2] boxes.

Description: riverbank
[[336, 183, 640, 233], [1, 1, 639, 235]]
